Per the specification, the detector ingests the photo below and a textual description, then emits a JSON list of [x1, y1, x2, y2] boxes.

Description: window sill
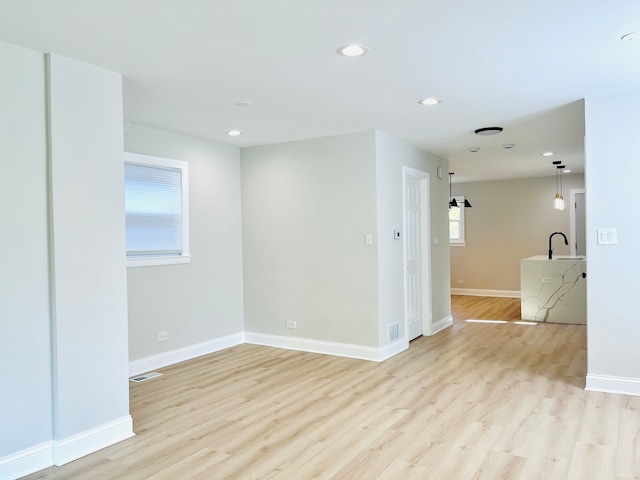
[[127, 254, 191, 268], [450, 242, 467, 247]]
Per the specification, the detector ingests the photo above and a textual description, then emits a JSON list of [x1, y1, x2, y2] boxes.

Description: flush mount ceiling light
[[542, 151, 554, 157], [621, 31, 640, 41], [226, 129, 243, 136], [418, 97, 441, 106], [336, 44, 369, 57], [474, 127, 503, 136]]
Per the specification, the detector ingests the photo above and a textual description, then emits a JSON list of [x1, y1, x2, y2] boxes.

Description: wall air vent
[[130, 372, 163, 383], [389, 324, 399, 341]]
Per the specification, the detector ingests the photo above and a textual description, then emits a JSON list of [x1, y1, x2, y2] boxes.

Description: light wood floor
[[24, 296, 640, 479]]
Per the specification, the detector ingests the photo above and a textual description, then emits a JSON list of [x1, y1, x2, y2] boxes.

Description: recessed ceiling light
[[468, 147, 480, 153], [226, 130, 243, 136], [418, 97, 441, 106], [621, 32, 640, 41], [474, 127, 503, 136], [563, 169, 572, 173], [542, 151, 554, 156], [336, 44, 369, 57], [502, 143, 515, 149], [234, 101, 252, 107]]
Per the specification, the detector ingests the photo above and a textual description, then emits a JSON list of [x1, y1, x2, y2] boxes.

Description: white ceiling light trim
[[542, 151, 554, 156], [418, 97, 441, 106], [336, 44, 369, 57], [226, 130, 243, 136]]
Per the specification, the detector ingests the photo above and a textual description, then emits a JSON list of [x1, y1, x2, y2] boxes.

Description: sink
[[553, 256, 585, 260]]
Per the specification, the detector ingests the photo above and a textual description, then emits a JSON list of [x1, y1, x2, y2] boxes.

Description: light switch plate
[[364, 234, 373, 246], [597, 228, 617, 245]]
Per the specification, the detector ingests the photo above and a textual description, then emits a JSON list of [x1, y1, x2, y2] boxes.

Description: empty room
[[2, 2, 640, 479]]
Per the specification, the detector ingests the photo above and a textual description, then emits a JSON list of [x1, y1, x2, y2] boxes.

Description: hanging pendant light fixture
[[449, 172, 472, 208], [553, 161, 565, 210], [449, 172, 457, 208], [557, 165, 565, 210]]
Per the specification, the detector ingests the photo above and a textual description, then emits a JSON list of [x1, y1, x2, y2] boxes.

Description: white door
[[405, 175, 422, 340]]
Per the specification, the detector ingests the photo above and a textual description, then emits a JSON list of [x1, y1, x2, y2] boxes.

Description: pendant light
[[557, 165, 565, 210], [449, 173, 457, 208], [553, 161, 565, 210], [449, 172, 472, 208]]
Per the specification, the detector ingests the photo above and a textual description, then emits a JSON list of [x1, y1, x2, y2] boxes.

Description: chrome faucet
[[548, 232, 568, 259]]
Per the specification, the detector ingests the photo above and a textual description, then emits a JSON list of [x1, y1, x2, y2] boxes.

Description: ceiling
[[1, 0, 639, 183]]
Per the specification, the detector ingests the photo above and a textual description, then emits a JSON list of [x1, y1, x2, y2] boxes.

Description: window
[[124, 152, 190, 267], [449, 196, 466, 246]]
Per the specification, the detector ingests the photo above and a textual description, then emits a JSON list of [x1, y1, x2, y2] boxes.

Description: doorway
[[403, 167, 432, 341]]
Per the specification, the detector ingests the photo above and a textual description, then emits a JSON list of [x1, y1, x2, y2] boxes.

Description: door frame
[[402, 167, 433, 339]]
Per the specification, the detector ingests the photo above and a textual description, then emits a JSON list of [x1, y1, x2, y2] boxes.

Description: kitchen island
[[520, 255, 586, 324]]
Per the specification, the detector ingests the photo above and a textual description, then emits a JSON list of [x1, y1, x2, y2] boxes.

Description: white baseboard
[[129, 333, 245, 377], [430, 315, 453, 335], [0, 441, 53, 480], [451, 288, 521, 298], [585, 374, 640, 397], [379, 339, 408, 361], [245, 332, 385, 362], [54, 415, 134, 466], [1, 416, 134, 479]]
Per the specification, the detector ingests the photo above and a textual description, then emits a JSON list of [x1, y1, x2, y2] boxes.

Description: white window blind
[[125, 162, 183, 256]]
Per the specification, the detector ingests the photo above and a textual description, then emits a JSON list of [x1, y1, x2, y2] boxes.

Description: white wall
[[0, 45, 134, 479], [585, 90, 640, 395], [241, 132, 380, 348], [0, 41, 52, 462], [47, 53, 132, 461], [124, 124, 245, 364], [375, 132, 450, 346]]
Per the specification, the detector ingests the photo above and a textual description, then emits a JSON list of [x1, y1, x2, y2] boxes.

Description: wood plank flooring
[[23, 296, 640, 479]]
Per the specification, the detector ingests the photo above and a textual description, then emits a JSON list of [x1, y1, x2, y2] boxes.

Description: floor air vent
[[130, 372, 163, 383]]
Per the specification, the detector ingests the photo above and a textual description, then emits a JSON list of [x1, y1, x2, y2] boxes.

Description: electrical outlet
[[542, 277, 552, 284], [286, 321, 297, 329], [157, 331, 168, 342], [457, 279, 464, 284]]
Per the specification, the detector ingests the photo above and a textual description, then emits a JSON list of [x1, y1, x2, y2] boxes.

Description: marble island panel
[[520, 255, 586, 324]]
